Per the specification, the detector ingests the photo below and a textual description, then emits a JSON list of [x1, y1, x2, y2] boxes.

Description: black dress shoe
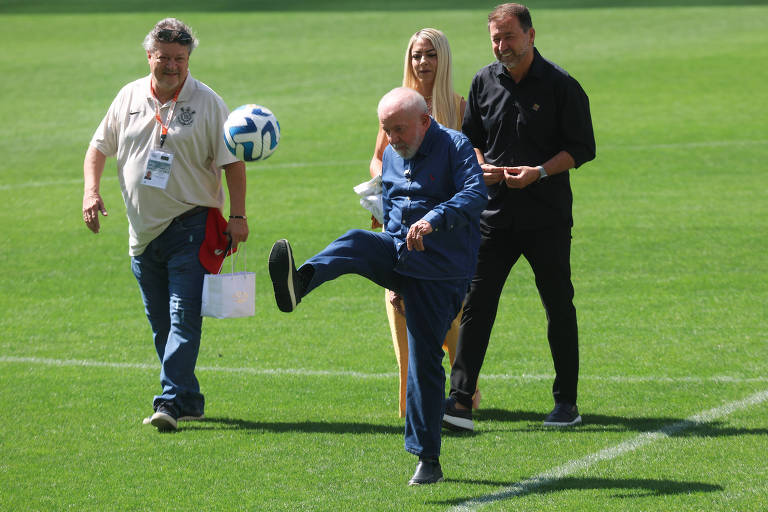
[[408, 458, 444, 485], [268, 239, 303, 312]]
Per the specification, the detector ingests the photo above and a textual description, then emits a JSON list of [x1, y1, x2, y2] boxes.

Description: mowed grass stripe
[[450, 389, 768, 511], [2, 355, 767, 384], [0, 159, 371, 190], [2, 139, 766, 190], [1, 4, 766, 510]]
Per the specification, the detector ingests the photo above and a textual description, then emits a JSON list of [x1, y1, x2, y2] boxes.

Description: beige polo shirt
[[90, 73, 239, 256]]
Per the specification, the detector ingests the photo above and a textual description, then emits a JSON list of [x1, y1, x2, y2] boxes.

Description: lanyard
[[151, 82, 182, 148]]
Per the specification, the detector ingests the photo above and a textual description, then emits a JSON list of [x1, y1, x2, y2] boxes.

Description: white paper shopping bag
[[201, 244, 255, 319], [353, 174, 383, 224]]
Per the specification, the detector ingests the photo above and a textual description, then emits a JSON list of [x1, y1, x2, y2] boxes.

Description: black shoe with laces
[[143, 410, 203, 425], [178, 412, 205, 421], [543, 402, 582, 427], [150, 401, 179, 431], [408, 458, 443, 485], [442, 397, 474, 432], [269, 239, 304, 313]]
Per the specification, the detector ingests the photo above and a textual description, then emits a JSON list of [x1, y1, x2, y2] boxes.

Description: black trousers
[[449, 224, 579, 408]]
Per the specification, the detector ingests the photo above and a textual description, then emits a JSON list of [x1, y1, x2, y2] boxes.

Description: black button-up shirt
[[463, 48, 595, 230]]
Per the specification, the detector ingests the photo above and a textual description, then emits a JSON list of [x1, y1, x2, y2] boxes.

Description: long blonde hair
[[402, 28, 460, 130]]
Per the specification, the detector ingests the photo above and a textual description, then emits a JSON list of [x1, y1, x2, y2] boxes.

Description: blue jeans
[[304, 229, 467, 459], [131, 209, 208, 416]]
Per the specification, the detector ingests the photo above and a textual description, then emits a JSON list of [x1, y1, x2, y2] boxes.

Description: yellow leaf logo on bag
[[233, 291, 249, 303]]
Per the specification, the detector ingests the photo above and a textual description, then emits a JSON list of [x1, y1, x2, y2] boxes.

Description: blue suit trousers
[[303, 229, 467, 458]]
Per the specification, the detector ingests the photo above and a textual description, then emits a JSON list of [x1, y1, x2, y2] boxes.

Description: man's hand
[[406, 219, 433, 251], [504, 166, 540, 189], [388, 290, 405, 316], [225, 218, 249, 249], [481, 163, 506, 185], [82, 193, 108, 233]]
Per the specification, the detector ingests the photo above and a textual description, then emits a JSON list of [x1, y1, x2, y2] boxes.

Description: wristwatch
[[537, 165, 548, 181]]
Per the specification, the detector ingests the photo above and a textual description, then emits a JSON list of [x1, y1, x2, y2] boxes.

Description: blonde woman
[[369, 28, 480, 418]]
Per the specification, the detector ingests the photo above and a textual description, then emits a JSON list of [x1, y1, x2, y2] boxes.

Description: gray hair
[[142, 18, 199, 54], [377, 87, 428, 119]]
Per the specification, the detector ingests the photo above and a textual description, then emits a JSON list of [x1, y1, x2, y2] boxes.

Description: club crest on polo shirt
[[178, 107, 196, 126]]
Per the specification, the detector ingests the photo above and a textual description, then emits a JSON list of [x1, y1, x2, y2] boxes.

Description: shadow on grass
[[476, 408, 768, 436], [174, 410, 768, 437], [181, 416, 403, 435], [177, 417, 486, 438], [437, 477, 723, 506], [1, 0, 765, 14], [442, 428, 479, 438]]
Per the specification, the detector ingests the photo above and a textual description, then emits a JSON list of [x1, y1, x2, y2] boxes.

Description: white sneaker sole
[[144, 414, 203, 424], [443, 414, 474, 432], [150, 411, 178, 431], [408, 476, 444, 486], [543, 414, 582, 427]]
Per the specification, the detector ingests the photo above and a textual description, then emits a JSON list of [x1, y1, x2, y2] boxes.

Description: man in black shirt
[[443, 3, 595, 431]]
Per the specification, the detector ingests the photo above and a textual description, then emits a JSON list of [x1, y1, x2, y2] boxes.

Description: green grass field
[[1, 1, 767, 510]]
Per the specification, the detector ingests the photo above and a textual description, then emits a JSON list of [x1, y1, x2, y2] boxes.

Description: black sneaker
[[150, 401, 179, 431], [442, 397, 474, 432], [408, 458, 443, 485], [543, 402, 582, 427], [178, 412, 205, 422], [269, 239, 303, 312]]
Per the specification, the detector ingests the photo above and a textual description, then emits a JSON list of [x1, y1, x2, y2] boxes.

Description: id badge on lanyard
[[142, 149, 174, 189], [143, 83, 180, 190]]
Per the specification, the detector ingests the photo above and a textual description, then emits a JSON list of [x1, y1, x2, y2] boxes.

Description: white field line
[[0, 355, 395, 379], [1, 355, 767, 385], [4, 355, 765, 510], [0, 177, 97, 191], [450, 388, 768, 512]]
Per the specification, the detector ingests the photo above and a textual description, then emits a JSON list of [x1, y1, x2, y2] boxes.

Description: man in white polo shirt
[[82, 18, 248, 431]]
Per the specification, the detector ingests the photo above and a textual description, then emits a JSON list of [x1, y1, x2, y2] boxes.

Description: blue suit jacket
[[382, 119, 488, 280]]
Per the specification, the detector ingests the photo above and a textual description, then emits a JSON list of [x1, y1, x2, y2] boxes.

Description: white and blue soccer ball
[[223, 104, 280, 162]]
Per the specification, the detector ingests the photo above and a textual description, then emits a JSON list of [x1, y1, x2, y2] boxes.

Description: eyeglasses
[[155, 28, 193, 44]]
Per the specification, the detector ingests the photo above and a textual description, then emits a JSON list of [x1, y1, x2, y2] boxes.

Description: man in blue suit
[[268, 87, 487, 485]]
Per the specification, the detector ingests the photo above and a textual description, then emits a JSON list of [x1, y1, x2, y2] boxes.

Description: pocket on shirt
[[517, 99, 557, 146]]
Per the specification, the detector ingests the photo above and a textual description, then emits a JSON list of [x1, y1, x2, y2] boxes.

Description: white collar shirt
[[90, 72, 239, 256]]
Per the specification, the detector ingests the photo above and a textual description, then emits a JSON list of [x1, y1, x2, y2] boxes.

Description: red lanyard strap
[[151, 83, 182, 148]]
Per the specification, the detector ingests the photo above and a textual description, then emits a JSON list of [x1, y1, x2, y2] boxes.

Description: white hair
[[377, 87, 428, 119]]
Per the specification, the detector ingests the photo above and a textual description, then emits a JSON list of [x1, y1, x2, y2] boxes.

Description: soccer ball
[[223, 104, 280, 162]]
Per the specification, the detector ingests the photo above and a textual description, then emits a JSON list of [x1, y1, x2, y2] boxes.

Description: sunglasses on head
[[156, 28, 192, 44]]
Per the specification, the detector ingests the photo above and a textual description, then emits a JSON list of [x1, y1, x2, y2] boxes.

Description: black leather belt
[[174, 205, 208, 222]]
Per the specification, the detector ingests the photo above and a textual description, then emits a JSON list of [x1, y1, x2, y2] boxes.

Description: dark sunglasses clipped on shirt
[[155, 28, 193, 45]]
